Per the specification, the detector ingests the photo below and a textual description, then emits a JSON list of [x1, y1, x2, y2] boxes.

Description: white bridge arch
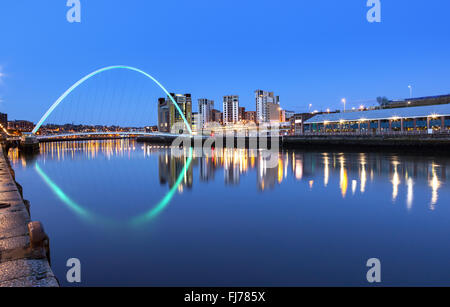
[[32, 65, 192, 135]]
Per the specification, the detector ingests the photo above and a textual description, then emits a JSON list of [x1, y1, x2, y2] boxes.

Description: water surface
[[8, 139, 450, 286]]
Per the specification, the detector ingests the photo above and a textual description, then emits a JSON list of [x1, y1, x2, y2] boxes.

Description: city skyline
[[1, 1, 450, 123]]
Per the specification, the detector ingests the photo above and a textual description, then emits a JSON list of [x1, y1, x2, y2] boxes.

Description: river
[[7, 139, 450, 286]]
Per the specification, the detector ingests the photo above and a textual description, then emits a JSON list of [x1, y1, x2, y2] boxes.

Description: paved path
[[0, 146, 58, 287]]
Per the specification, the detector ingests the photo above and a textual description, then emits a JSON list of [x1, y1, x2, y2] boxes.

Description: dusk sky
[[1, 0, 450, 124]]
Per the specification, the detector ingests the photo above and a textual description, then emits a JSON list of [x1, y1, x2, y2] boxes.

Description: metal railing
[[297, 129, 450, 137]]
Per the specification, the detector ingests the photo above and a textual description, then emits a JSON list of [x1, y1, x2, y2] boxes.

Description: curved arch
[[34, 148, 193, 227], [32, 65, 192, 135]]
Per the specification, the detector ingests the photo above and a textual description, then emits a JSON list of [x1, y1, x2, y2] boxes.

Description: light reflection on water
[[7, 139, 450, 286]]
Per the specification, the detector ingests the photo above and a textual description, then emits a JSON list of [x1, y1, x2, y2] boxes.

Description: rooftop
[[305, 103, 450, 124]]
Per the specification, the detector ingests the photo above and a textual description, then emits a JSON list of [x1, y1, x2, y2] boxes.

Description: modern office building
[[158, 97, 170, 132], [255, 90, 279, 124], [191, 112, 199, 134], [198, 98, 214, 128], [223, 95, 239, 124], [170, 93, 192, 133], [158, 93, 192, 133]]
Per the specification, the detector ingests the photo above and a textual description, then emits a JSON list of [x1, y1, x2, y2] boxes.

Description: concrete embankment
[[136, 135, 281, 148], [282, 134, 450, 152], [0, 146, 58, 287]]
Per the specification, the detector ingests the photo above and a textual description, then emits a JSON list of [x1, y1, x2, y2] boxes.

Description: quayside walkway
[[283, 131, 450, 150], [0, 146, 58, 287]]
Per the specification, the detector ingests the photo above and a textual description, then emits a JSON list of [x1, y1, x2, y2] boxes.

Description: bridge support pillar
[[18, 134, 39, 153], [441, 116, 445, 131]]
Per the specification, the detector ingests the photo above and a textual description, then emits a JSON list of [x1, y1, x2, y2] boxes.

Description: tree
[[376, 96, 390, 107]]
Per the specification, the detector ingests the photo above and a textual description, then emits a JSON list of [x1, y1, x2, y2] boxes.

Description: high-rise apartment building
[[238, 107, 246, 122], [223, 95, 239, 124], [255, 90, 279, 123], [198, 98, 214, 128]]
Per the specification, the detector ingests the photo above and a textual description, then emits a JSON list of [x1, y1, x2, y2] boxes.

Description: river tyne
[[7, 139, 450, 286]]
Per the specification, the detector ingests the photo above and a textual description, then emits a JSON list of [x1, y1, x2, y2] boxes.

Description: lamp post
[[309, 103, 312, 113], [341, 98, 346, 112], [408, 85, 412, 99]]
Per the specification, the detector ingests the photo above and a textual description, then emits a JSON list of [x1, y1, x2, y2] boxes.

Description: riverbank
[[0, 146, 58, 287], [282, 134, 450, 152]]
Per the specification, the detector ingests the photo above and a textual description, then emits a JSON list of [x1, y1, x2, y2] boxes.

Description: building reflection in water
[[391, 160, 401, 202], [339, 156, 348, 198], [429, 163, 441, 210], [407, 177, 414, 210], [7, 139, 449, 211], [323, 153, 329, 187]]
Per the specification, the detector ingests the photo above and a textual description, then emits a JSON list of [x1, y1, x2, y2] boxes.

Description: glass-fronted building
[[301, 103, 450, 134]]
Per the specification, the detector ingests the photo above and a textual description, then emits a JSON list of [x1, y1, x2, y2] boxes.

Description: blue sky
[[0, 0, 449, 124]]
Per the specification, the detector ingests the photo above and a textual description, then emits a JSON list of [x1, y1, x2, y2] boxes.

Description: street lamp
[[408, 85, 412, 99], [341, 98, 346, 112], [309, 103, 312, 113]]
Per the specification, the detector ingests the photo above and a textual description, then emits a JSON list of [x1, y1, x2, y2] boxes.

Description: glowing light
[[295, 159, 303, 180], [406, 177, 414, 210], [278, 158, 283, 184], [339, 157, 348, 198], [32, 65, 192, 135], [360, 164, 367, 193], [323, 155, 329, 187], [391, 161, 400, 201], [429, 164, 441, 210], [352, 180, 357, 195]]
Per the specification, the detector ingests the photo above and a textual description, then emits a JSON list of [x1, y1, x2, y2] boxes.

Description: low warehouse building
[[301, 103, 450, 134]]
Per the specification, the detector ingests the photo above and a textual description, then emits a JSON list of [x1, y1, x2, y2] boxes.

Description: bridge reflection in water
[[6, 138, 450, 286], [8, 138, 447, 214]]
